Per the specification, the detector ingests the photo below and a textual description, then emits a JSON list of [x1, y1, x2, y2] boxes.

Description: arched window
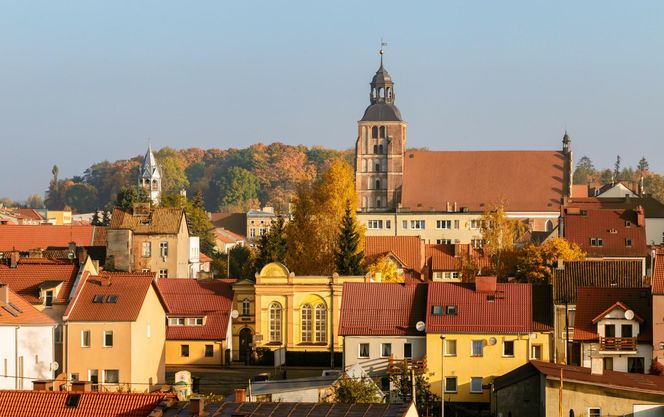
[[269, 302, 282, 343], [301, 304, 312, 342], [371, 126, 378, 139], [151, 179, 158, 191], [545, 219, 554, 232], [375, 162, 380, 172], [379, 126, 386, 138], [387, 88, 392, 99], [361, 160, 367, 172], [373, 144, 378, 154], [242, 299, 250, 316], [376, 198, 382, 208], [315, 305, 327, 342], [379, 144, 384, 154], [375, 179, 381, 190], [378, 87, 384, 98]]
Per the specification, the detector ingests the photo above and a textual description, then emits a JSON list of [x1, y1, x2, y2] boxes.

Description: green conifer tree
[[255, 216, 287, 270], [334, 201, 365, 275]]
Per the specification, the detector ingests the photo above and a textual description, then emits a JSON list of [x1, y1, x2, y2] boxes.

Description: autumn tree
[[64, 183, 98, 213], [367, 256, 402, 282], [331, 375, 382, 404], [156, 147, 189, 194], [214, 166, 260, 212], [644, 174, 664, 204], [334, 202, 365, 275], [480, 201, 527, 280], [573, 156, 597, 185], [115, 186, 150, 210], [516, 237, 586, 283], [285, 159, 357, 275], [228, 245, 256, 279], [255, 216, 288, 271], [389, 362, 439, 417], [160, 192, 216, 255]]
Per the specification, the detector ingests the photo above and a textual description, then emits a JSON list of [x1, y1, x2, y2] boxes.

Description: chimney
[[234, 388, 246, 403], [71, 381, 91, 392], [453, 201, 457, 212], [190, 397, 205, 416], [446, 201, 450, 212], [590, 357, 603, 375], [100, 275, 111, 287], [77, 248, 88, 265], [475, 276, 497, 293], [33, 380, 54, 391], [0, 284, 9, 304], [9, 251, 19, 268], [635, 206, 645, 227]]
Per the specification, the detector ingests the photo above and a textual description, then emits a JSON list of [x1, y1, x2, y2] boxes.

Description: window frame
[[358, 343, 370, 359], [103, 331, 113, 348], [242, 299, 250, 316], [380, 343, 392, 358], [470, 377, 483, 394], [315, 304, 327, 343], [530, 344, 542, 360], [502, 340, 515, 357], [404, 343, 413, 359], [159, 241, 168, 257], [103, 369, 119, 385], [587, 408, 600, 417], [471, 340, 484, 357], [301, 304, 313, 343], [269, 302, 282, 343], [181, 344, 190, 357], [444, 376, 457, 393], [204, 344, 214, 357], [444, 339, 457, 357], [159, 269, 168, 278], [81, 330, 91, 348], [142, 241, 151, 257]]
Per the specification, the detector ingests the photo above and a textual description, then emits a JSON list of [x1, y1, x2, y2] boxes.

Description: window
[[437, 220, 451, 229], [81, 330, 91, 348], [205, 345, 214, 357], [385, 220, 391, 229], [410, 220, 425, 229], [159, 269, 168, 278], [315, 304, 327, 342], [590, 237, 603, 247], [368, 220, 383, 229], [628, 357, 645, 373], [621, 324, 633, 337], [381, 343, 392, 357], [142, 241, 151, 257], [375, 163, 380, 172], [92, 295, 104, 303], [605, 324, 615, 337], [588, 408, 600, 417], [45, 290, 53, 307], [437, 239, 452, 244], [181, 344, 189, 357], [471, 239, 483, 249], [470, 377, 483, 393], [567, 308, 576, 328], [471, 340, 483, 357], [269, 303, 282, 343], [70, 373, 79, 382], [301, 304, 312, 343], [89, 369, 99, 385], [375, 179, 381, 190], [454, 220, 460, 229], [470, 220, 481, 229], [103, 369, 119, 384], [187, 317, 204, 326], [431, 305, 443, 316], [159, 242, 168, 257], [444, 377, 457, 393], [625, 238, 632, 247], [445, 340, 457, 356], [603, 357, 613, 371], [503, 340, 515, 357], [250, 229, 256, 238], [375, 198, 382, 208], [531, 344, 542, 360], [141, 268, 151, 272], [446, 305, 457, 315], [54, 325, 63, 344], [106, 295, 118, 304], [404, 343, 412, 359], [402, 220, 408, 229], [169, 317, 185, 326], [103, 331, 113, 347], [359, 343, 370, 358], [242, 299, 250, 316], [625, 220, 631, 227]]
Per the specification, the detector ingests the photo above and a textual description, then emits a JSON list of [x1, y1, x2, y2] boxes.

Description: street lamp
[[440, 335, 446, 417]]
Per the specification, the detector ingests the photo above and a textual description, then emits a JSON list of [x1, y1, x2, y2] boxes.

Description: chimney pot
[[33, 380, 54, 391], [234, 388, 246, 403], [71, 381, 91, 392], [0, 284, 9, 304], [190, 397, 205, 416], [9, 251, 19, 268]]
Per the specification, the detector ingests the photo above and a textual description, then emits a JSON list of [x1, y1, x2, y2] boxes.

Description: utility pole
[[410, 368, 416, 405], [440, 335, 445, 417]]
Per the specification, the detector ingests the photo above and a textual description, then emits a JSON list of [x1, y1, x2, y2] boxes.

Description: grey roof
[[360, 103, 403, 122], [163, 402, 414, 417], [372, 64, 393, 85], [140, 145, 161, 179], [249, 375, 339, 395]]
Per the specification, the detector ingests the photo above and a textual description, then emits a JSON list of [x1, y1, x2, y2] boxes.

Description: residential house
[[107, 206, 191, 278], [339, 283, 427, 381], [231, 262, 369, 365], [574, 287, 652, 374], [46, 210, 73, 225], [63, 272, 166, 391], [214, 228, 245, 254], [209, 212, 247, 238], [246, 207, 287, 245], [425, 277, 553, 408], [493, 361, 664, 417], [364, 236, 427, 281], [551, 259, 644, 365], [156, 278, 234, 366], [0, 284, 56, 389], [0, 208, 44, 225], [426, 243, 491, 281], [652, 248, 664, 367]]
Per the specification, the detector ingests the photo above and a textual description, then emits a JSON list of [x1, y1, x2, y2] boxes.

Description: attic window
[[609, 229, 618, 234], [625, 220, 631, 227], [446, 305, 457, 315], [65, 394, 81, 408], [92, 295, 104, 303], [106, 295, 119, 304], [625, 238, 632, 247], [432, 306, 444, 316], [590, 238, 603, 247], [486, 294, 496, 302]]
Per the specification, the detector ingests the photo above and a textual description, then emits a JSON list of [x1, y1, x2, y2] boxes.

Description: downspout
[[15, 326, 19, 390], [330, 275, 335, 368], [565, 299, 570, 364]]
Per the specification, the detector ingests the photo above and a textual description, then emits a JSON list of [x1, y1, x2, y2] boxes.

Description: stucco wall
[[343, 336, 425, 376], [130, 285, 166, 390], [494, 374, 543, 417], [646, 218, 664, 246], [0, 325, 54, 390], [165, 340, 225, 366], [653, 295, 664, 366]]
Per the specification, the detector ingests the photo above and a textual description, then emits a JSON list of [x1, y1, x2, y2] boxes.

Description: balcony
[[599, 337, 637, 353], [388, 355, 427, 373]]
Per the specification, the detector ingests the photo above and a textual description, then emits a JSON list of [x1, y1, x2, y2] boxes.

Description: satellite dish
[[488, 337, 497, 346], [231, 310, 239, 319], [624, 310, 635, 320], [50, 362, 59, 371], [415, 321, 425, 332]]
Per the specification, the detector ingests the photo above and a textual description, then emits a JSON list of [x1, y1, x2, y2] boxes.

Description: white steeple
[[139, 144, 161, 204]]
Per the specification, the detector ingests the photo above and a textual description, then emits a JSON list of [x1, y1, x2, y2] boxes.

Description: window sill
[[444, 390, 457, 394], [443, 354, 456, 357], [298, 342, 327, 346], [502, 355, 515, 358]]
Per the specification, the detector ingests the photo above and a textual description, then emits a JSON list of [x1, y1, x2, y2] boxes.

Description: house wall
[[165, 340, 225, 366], [107, 229, 133, 272], [653, 294, 664, 366], [646, 218, 664, 246], [130, 285, 166, 391], [581, 343, 652, 373], [0, 325, 54, 390], [426, 332, 552, 403], [231, 281, 256, 362], [493, 374, 544, 417], [343, 336, 426, 376]]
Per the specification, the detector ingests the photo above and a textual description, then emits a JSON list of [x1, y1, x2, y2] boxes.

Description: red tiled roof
[[365, 236, 425, 273], [0, 285, 56, 325], [200, 252, 213, 263], [573, 287, 652, 342], [425, 244, 492, 272], [339, 282, 428, 336], [0, 224, 106, 251], [401, 150, 565, 212], [426, 282, 551, 333], [156, 279, 233, 340], [653, 248, 664, 295], [215, 228, 245, 245], [0, 390, 172, 417], [65, 272, 160, 322], [563, 208, 648, 257], [0, 261, 79, 304], [565, 196, 664, 218], [16, 208, 44, 221], [176, 402, 414, 417]]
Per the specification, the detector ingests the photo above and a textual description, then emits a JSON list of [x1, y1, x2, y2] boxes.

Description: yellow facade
[[46, 210, 73, 225], [165, 340, 225, 366], [426, 332, 552, 403]]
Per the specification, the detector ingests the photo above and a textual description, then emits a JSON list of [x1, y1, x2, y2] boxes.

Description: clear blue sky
[[1, 1, 663, 200]]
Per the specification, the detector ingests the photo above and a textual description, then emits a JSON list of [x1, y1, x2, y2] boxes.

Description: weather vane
[[380, 38, 387, 64]]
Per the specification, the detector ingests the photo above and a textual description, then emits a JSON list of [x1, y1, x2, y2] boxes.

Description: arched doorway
[[239, 328, 253, 363]]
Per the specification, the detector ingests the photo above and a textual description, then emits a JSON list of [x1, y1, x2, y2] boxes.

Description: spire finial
[[379, 39, 387, 66]]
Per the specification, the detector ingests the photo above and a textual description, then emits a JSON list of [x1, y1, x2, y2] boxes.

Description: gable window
[[103, 331, 113, 347], [45, 290, 54, 307], [103, 369, 119, 384], [590, 237, 603, 247], [81, 330, 91, 348], [621, 324, 633, 337], [470, 377, 483, 393], [503, 340, 515, 357], [159, 269, 168, 278], [431, 305, 444, 316], [159, 242, 168, 257], [531, 344, 542, 360], [471, 340, 483, 357], [315, 304, 327, 343], [181, 344, 189, 357], [404, 343, 413, 359], [205, 345, 213, 357], [242, 299, 250, 316], [446, 305, 457, 315], [142, 241, 151, 257], [445, 377, 457, 393], [445, 340, 457, 356], [358, 343, 370, 358], [301, 304, 313, 343], [381, 343, 392, 357], [269, 302, 282, 343], [437, 220, 452, 229]]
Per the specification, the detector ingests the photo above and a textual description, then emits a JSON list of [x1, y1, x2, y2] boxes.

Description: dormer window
[[45, 290, 54, 307], [625, 238, 632, 247], [590, 237, 603, 247]]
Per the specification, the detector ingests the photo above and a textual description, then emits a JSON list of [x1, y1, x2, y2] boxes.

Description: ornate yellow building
[[231, 262, 369, 365]]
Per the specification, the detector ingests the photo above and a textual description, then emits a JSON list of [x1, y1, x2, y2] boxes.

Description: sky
[[1, 1, 663, 200]]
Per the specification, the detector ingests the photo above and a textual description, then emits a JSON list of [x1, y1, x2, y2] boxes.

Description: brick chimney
[[77, 248, 88, 265], [33, 380, 54, 391], [190, 397, 205, 416], [234, 388, 246, 403], [9, 251, 19, 268], [0, 284, 9, 304], [635, 205, 645, 227], [475, 276, 497, 293], [590, 357, 603, 375], [71, 381, 91, 392]]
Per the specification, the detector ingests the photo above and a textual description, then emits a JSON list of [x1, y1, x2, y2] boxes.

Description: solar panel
[[2, 306, 18, 317]]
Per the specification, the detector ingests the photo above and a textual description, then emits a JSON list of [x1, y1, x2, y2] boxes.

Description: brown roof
[[0, 390, 172, 417], [65, 272, 161, 322], [365, 236, 425, 273], [0, 261, 79, 304], [209, 212, 246, 237], [401, 150, 565, 212], [563, 208, 648, 257], [0, 224, 106, 251], [653, 248, 664, 295], [109, 207, 185, 235], [552, 260, 644, 304], [214, 228, 245, 245], [339, 282, 428, 336], [566, 196, 664, 218], [495, 360, 664, 395], [425, 244, 491, 271], [573, 287, 652, 342], [0, 285, 56, 325], [163, 402, 414, 417]]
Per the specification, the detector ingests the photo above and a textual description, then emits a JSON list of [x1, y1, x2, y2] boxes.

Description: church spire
[[139, 144, 162, 204], [370, 44, 395, 105]]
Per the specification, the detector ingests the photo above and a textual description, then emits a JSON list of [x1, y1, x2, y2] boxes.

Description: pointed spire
[[562, 130, 571, 154]]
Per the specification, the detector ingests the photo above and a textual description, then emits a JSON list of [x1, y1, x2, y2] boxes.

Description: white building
[[138, 144, 162, 205]]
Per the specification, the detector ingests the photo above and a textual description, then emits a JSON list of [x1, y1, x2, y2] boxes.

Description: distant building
[[246, 207, 287, 245], [652, 248, 664, 367], [138, 145, 162, 205]]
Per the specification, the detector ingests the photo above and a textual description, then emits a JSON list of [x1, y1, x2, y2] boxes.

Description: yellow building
[[425, 277, 553, 407], [63, 272, 166, 392], [46, 210, 73, 225], [231, 262, 370, 365]]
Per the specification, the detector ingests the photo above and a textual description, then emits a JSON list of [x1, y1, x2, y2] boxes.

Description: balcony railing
[[599, 337, 637, 352], [388, 355, 427, 372]]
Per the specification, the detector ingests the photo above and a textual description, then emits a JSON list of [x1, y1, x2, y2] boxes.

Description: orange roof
[[365, 235, 425, 273], [0, 224, 106, 251], [0, 285, 56, 325], [214, 228, 245, 245], [0, 390, 171, 417], [426, 243, 492, 271], [199, 252, 213, 263], [653, 248, 664, 295], [0, 261, 79, 304], [401, 150, 565, 212], [65, 272, 162, 322]]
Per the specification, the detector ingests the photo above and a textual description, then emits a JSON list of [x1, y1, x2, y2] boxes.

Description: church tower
[[355, 48, 407, 212], [138, 144, 162, 204]]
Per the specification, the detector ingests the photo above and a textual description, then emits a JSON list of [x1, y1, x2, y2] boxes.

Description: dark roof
[[209, 212, 247, 237], [552, 260, 643, 304], [339, 282, 428, 336], [400, 150, 565, 212], [163, 402, 414, 417], [653, 248, 664, 295], [495, 361, 664, 395], [360, 103, 403, 122], [109, 207, 185, 235], [574, 287, 652, 342]]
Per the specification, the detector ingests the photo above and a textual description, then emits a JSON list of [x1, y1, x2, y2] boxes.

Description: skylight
[[92, 295, 104, 303], [106, 295, 119, 304]]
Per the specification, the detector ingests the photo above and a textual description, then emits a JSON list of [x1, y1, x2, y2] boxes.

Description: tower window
[[376, 198, 382, 208], [372, 126, 378, 139], [375, 163, 380, 172], [379, 126, 385, 138], [379, 144, 384, 153], [375, 179, 381, 190], [373, 144, 378, 154]]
